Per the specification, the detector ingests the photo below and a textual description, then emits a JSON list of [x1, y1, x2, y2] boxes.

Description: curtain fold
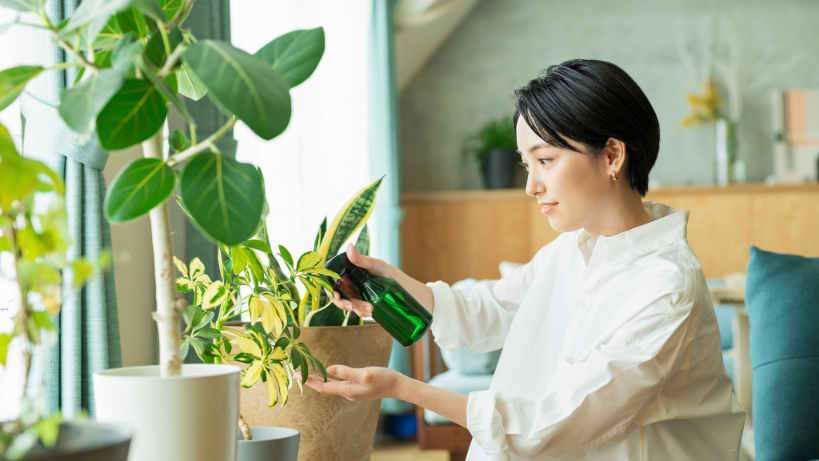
[[371, 0, 413, 416], [21, 0, 121, 419]]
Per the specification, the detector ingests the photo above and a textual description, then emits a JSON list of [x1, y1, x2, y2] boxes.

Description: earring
[[612, 171, 618, 181]]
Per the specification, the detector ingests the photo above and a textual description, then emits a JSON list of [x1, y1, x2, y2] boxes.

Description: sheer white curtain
[[230, 1, 374, 259]]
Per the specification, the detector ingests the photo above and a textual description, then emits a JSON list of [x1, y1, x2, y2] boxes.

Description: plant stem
[[5, 216, 32, 392], [157, 41, 187, 79], [238, 413, 252, 441], [171, 0, 197, 25], [143, 132, 185, 377], [167, 117, 237, 167]]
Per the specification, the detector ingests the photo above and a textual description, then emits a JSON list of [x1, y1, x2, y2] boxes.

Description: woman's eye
[[539, 158, 552, 165]]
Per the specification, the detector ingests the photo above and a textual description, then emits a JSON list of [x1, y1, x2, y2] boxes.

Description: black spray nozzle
[[322, 253, 370, 293]]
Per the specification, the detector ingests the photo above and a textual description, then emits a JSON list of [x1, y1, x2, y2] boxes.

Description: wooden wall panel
[[648, 192, 753, 278], [401, 184, 819, 284], [400, 199, 530, 284], [751, 191, 819, 257]]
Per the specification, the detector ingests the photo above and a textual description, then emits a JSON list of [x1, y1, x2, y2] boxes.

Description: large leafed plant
[[0, 0, 325, 378]]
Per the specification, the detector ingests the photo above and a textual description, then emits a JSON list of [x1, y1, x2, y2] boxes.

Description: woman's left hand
[[303, 365, 405, 402]]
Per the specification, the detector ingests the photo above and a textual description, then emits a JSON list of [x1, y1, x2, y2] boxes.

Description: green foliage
[[0, 122, 108, 459], [461, 115, 518, 166], [96, 79, 168, 150], [183, 40, 292, 140], [179, 151, 264, 245], [0, 66, 43, 112], [59, 68, 124, 137], [255, 27, 325, 89], [105, 157, 176, 223]]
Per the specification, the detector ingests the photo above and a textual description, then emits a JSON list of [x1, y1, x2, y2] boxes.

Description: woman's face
[[516, 116, 610, 233]]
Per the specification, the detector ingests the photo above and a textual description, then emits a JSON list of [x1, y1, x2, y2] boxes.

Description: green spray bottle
[[323, 253, 432, 347]]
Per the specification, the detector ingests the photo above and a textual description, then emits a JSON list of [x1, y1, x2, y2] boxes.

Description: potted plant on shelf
[[0, 0, 326, 459], [0, 123, 131, 460], [462, 115, 519, 189], [198, 178, 394, 461]]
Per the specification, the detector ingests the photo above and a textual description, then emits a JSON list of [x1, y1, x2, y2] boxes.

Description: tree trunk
[[143, 132, 184, 377], [238, 413, 252, 441]]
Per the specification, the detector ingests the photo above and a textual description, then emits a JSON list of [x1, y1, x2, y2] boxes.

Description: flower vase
[[716, 118, 739, 186]]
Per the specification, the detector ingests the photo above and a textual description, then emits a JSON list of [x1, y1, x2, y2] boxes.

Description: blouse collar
[[578, 201, 689, 266]]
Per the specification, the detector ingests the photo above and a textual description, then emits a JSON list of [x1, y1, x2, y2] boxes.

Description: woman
[[306, 59, 745, 460]]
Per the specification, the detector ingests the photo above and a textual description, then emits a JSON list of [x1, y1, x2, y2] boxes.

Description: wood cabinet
[[400, 183, 819, 282]]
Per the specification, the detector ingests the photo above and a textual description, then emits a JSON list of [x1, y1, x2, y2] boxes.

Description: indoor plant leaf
[[115, 7, 149, 38], [254, 27, 325, 89], [132, 0, 165, 23], [146, 23, 183, 67], [0, 0, 39, 12], [93, 16, 122, 49], [169, 128, 191, 152], [176, 65, 208, 101], [104, 157, 176, 223], [235, 336, 262, 359], [160, 0, 183, 20], [59, 68, 124, 136], [62, 0, 131, 36], [96, 78, 167, 151], [319, 176, 382, 261], [201, 280, 227, 309], [179, 151, 264, 245], [264, 368, 279, 407], [0, 66, 43, 112], [296, 251, 321, 272], [240, 239, 271, 253], [354, 223, 370, 256], [183, 40, 291, 140]]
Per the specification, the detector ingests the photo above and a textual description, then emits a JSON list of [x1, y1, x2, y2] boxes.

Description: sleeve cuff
[[426, 281, 460, 352], [467, 389, 510, 461]]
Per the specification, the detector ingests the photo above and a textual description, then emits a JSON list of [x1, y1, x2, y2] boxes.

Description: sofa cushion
[[424, 371, 494, 425], [746, 246, 819, 461]]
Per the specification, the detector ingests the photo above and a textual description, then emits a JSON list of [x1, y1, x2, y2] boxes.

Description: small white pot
[[93, 364, 241, 461]]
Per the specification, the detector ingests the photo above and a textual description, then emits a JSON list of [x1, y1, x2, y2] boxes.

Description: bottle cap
[[322, 253, 370, 297]]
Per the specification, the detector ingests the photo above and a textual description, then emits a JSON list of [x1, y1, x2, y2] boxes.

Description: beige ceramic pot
[[237, 323, 393, 461]]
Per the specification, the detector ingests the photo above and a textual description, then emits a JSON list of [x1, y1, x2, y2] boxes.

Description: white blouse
[[427, 202, 745, 461]]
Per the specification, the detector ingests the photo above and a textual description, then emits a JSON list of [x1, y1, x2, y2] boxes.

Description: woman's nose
[[525, 171, 544, 197]]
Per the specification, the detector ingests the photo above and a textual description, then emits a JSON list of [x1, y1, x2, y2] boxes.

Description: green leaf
[[194, 310, 214, 331], [255, 27, 325, 89], [176, 65, 208, 101], [355, 223, 370, 256], [59, 68, 124, 136], [63, 0, 131, 36], [115, 7, 149, 38], [189, 337, 206, 357], [69, 259, 96, 288], [110, 31, 143, 75], [320, 177, 383, 260], [179, 152, 264, 245], [139, 60, 195, 126], [197, 327, 222, 339], [146, 24, 183, 67], [173, 255, 188, 277], [169, 128, 191, 152], [183, 40, 291, 140], [176, 277, 192, 292], [296, 251, 321, 272], [96, 78, 167, 151], [202, 281, 227, 309], [233, 352, 254, 363], [0, 333, 11, 366], [0, 66, 43, 112], [241, 361, 263, 387], [104, 157, 176, 223], [231, 246, 248, 275], [32, 311, 57, 332], [132, 0, 165, 23], [0, 235, 10, 253], [93, 16, 122, 49], [160, 0, 183, 21], [240, 239, 271, 253], [0, 0, 39, 12], [180, 339, 190, 359], [189, 257, 205, 280], [313, 216, 327, 252], [245, 249, 264, 283], [164, 72, 178, 93], [278, 245, 294, 268]]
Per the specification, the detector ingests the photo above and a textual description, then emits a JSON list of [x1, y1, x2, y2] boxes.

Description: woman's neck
[[585, 194, 652, 243]]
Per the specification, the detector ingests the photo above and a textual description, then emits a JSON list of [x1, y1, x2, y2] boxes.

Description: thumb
[[345, 243, 369, 267], [328, 364, 360, 382]]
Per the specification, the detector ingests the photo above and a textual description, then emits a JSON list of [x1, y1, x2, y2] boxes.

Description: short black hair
[[512, 59, 660, 196]]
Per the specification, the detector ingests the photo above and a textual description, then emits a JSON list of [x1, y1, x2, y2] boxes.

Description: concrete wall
[[399, 0, 819, 192]]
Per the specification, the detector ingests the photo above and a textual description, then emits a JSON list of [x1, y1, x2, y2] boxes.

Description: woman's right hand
[[324, 243, 394, 318]]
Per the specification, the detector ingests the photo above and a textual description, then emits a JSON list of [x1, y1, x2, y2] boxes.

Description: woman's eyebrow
[[517, 142, 550, 155]]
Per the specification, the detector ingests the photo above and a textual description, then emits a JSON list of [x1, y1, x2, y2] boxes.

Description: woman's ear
[[605, 138, 627, 176]]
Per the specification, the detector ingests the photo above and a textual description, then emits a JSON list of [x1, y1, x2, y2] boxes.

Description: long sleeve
[[426, 235, 565, 353], [466, 294, 701, 460]]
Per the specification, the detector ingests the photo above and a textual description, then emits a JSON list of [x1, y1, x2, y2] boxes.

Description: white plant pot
[[93, 364, 241, 461]]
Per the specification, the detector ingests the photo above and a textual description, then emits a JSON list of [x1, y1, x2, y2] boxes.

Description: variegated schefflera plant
[[0, 122, 108, 457], [171, 177, 383, 440]]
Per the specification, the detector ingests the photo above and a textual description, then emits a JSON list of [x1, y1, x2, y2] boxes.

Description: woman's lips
[[540, 202, 558, 215]]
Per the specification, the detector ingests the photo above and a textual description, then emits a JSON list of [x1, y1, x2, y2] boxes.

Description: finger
[[328, 364, 364, 382], [346, 243, 370, 268]]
